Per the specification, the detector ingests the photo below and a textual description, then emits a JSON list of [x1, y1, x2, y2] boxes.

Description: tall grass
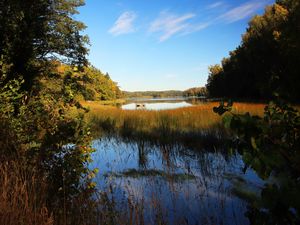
[[84, 101, 265, 145], [0, 161, 53, 225], [0, 159, 115, 225]]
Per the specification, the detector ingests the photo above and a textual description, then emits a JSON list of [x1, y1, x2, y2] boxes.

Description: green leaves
[[0, 0, 89, 91], [222, 114, 233, 129], [214, 100, 300, 223]]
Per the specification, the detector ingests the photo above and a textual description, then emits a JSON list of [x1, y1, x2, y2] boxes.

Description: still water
[[121, 97, 205, 110], [90, 136, 263, 225]]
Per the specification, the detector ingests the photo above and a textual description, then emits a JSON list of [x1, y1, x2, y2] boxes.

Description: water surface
[[90, 136, 263, 225], [121, 97, 205, 110]]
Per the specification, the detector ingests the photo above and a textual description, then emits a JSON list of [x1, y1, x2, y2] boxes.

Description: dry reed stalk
[[0, 161, 53, 225]]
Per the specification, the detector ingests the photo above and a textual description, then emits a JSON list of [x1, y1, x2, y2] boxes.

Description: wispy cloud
[[148, 0, 266, 42], [207, 2, 223, 9], [149, 11, 209, 42], [109, 11, 137, 36], [217, 0, 267, 23]]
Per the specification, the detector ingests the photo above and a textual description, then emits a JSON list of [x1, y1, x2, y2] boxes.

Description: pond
[[89, 136, 264, 225], [121, 97, 206, 110]]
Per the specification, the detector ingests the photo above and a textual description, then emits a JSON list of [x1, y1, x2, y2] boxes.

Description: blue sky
[[77, 0, 274, 91]]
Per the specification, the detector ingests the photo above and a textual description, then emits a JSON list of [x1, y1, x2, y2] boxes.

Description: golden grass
[[84, 101, 265, 138]]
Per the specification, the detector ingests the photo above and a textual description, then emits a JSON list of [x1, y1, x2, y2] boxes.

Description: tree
[[183, 87, 207, 97], [0, 2, 97, 222], [206, 1, 300, 101], [0, 0, 89, 91], [206, 64, 224, 97]]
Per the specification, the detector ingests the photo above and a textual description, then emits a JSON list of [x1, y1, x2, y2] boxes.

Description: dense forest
[[206, 0, 300, 101]]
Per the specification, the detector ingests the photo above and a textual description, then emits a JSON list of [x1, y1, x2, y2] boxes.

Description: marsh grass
[[84, 101, 265, 146], [62, 101, 266, 224], [0, 159, 115, 225]]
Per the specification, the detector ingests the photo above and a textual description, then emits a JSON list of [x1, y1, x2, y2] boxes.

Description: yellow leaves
[[273, 30, 281, 41], [251, 137, 258, 150], [242, 3, 289, 43], [208, 64, 223, 77], [273, 3, 289, 20]]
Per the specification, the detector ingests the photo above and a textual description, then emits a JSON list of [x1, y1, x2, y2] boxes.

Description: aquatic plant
[[85, 101, 265, 147]]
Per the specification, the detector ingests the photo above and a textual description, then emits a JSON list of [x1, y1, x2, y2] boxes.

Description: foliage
[[42, 62, 122, 101], [0, 68, 99, 224], [206, 1, 300, 101], [183, 87, 207, 97], [0, 1, 100, 222], [0, 0, 89, 91], [214, 100, 300, 224]]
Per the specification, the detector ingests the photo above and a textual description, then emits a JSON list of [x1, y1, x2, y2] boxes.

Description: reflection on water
[[122, 101, 192, 110], [121, 97, 206, 110], [89, 136, 263, 225]]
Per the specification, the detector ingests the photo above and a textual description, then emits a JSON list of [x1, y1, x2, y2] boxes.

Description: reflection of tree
[[160, 144, 171, 169], [137, 140, 148, 169], [160, 144, 179, 174]]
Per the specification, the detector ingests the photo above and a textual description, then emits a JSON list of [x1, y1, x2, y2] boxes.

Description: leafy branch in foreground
[[214, 100, 300, 224]]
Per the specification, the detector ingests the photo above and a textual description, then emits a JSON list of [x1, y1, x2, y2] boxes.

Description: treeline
[[124, 90, 183, 98], [44, 62, 123, 101], [206, 0, 300, 101], [124, 87, 206, 98], [183, 87, 207, 97]]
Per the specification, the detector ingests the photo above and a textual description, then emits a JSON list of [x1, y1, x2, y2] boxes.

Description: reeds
[[85, 102, 265, 144], [0, 159, 101, 225], [0, 161, 53, 225]]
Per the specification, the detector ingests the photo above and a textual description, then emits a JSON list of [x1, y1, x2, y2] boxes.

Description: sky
[[77, 0, 274, 91]]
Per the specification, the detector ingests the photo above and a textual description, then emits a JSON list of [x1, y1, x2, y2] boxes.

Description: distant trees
[[124, 90, 184, 98], [206, 0, 300, 101], [183, 87, 207, 97], [124, 88, 207, 98]]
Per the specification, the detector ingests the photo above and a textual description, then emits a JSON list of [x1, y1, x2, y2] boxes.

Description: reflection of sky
[[89, 137, 263, 224], [122, 101, 192, 110]]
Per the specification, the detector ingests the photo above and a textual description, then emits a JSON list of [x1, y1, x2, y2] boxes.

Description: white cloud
[[207, 2, 223, 9], [182, 22, 211, 35], [217, 0, 267, 23], [109, 11, 137, 36], [149, 11, 209, 42]]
